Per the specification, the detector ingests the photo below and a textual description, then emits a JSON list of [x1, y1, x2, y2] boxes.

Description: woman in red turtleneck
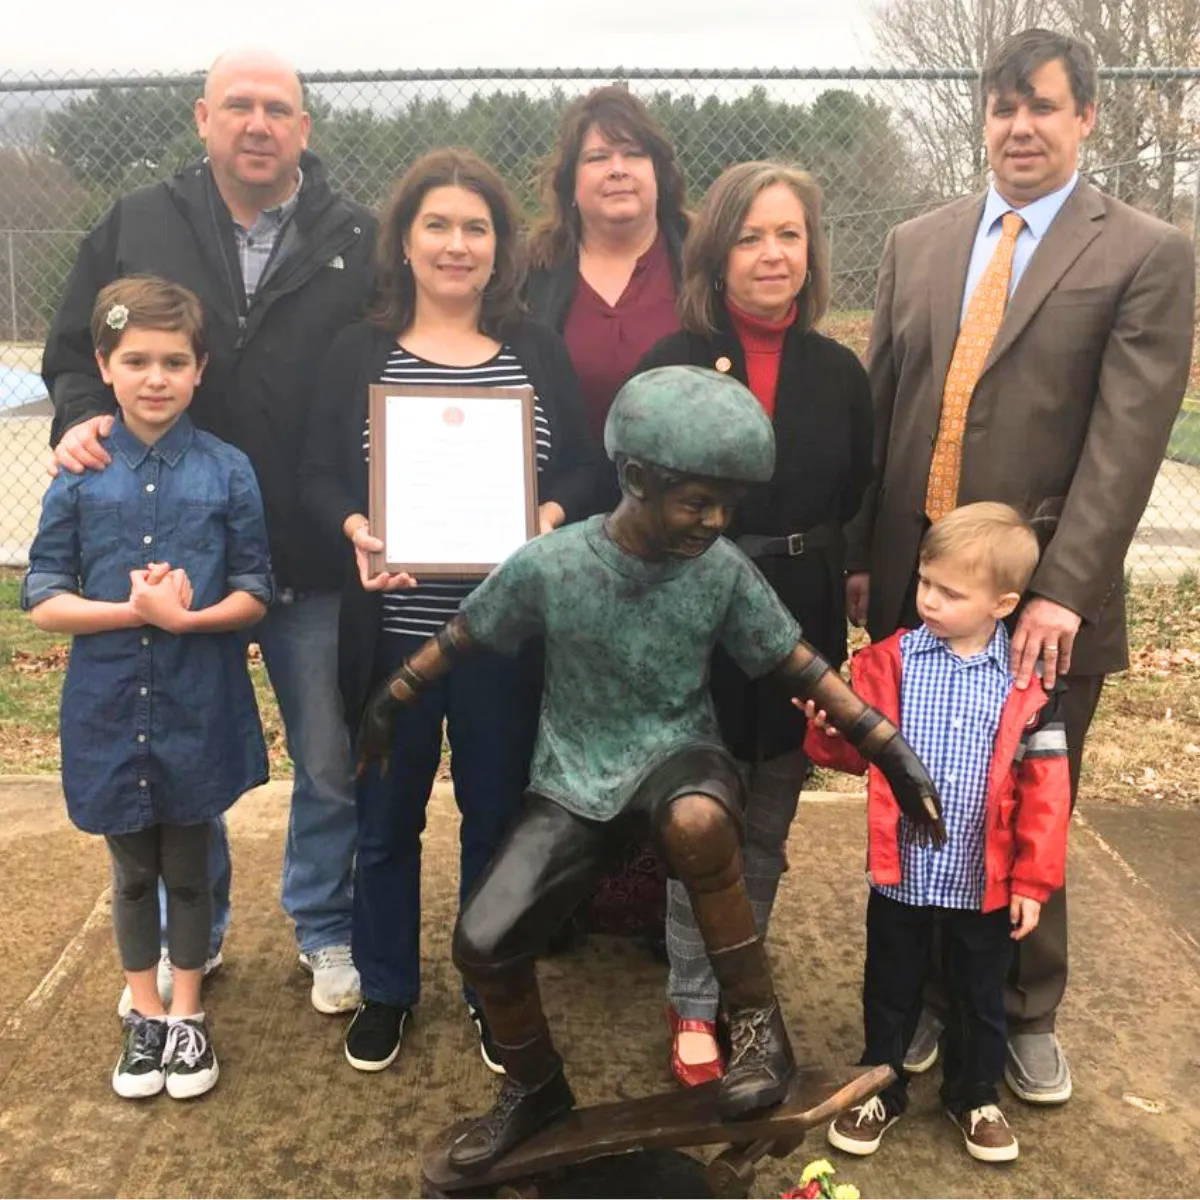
[[637, 162, 873, 1088]]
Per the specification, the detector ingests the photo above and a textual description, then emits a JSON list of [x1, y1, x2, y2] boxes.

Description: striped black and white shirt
[[365, 345, 551, 639]]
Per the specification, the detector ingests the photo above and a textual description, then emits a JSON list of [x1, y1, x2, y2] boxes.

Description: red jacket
[[804, 630, 1071, 911]]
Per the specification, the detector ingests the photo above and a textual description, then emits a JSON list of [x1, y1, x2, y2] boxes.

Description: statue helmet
[[604, 365, 775, 484]]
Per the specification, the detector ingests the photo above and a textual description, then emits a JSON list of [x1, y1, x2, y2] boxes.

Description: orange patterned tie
[[925, 210, 1025, 522]]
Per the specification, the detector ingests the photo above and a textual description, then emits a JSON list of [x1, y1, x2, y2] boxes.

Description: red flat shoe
[[666, 1006, 724, 1087]]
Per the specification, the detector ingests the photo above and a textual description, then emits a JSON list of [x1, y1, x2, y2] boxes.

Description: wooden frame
[[367, 382, 537, 578]]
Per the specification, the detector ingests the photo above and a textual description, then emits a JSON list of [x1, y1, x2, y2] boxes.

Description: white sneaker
[[117, 950, 224, 1018], [163, 1015, 220, 1099], [299, 945, 361, 1014]]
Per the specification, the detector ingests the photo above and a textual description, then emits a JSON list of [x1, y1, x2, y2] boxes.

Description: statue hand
[[355, 679, 405, 778], [875, 735, 946, 848]]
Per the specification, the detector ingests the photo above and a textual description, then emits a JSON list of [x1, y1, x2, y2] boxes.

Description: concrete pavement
[[0, 778, 1197, 1197]]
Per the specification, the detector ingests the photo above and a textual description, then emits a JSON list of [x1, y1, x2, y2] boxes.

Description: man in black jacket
[[43, 47, 376, 1017]]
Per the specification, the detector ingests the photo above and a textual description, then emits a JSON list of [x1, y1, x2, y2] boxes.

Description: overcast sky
[[5, 0, 877, 74]]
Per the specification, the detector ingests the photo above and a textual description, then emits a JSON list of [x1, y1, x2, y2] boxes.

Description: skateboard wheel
[[705, 1147, 756, 1198]]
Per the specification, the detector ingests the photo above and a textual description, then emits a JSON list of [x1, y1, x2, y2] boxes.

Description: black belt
[[736, 524, 838, 559]]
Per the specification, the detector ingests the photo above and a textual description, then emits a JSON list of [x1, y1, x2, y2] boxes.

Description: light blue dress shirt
[[959, 173, 1079, 325]]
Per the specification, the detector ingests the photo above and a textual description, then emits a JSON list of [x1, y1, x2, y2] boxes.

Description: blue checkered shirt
[[233, 169, 302, 300], [874, 622, 1013, 910]]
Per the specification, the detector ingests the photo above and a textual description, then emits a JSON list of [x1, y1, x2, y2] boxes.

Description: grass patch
[[0, 571, 70, 772], [3, 567, 1199, 808], [0, 568, 289, 776], [824, 308, 873, 360], [1166, 406, 1200, 466], [1085, 575, 1200, 807]]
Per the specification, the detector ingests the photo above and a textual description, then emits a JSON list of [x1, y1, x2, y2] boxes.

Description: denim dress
[[22, 416, 274, 835]]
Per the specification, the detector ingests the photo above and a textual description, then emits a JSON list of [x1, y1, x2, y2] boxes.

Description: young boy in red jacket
[[805, 502, 1070, 1164]]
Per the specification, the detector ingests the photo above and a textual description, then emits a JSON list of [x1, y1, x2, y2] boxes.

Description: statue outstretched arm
[[774, 641, 946, 847], [356, 616, 476, 777]]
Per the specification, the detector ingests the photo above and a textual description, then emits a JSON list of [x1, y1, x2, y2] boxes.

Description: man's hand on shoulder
[[1011, 596, 1082, 689], [49, 414, 114, 476]]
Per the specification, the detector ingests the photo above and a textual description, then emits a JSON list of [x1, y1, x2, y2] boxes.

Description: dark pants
[[353, 633, 532, 1010], [106, 823, 212, 972], [898, 570, 1105, 1031], [452, 749, 779, 1090], [454, 748, 745, 973], [1005, 671, 1103, 1030], [864, 890, 1012, 1116]]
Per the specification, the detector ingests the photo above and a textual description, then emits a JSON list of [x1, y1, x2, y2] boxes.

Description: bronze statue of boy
[[358, 365, 945, 1170]]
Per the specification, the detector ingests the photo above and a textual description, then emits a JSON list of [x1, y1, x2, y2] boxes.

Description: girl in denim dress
[[23, 277, 273, 1100]]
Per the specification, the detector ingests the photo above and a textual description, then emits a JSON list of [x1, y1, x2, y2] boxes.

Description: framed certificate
[[367, 383, 537, 577]]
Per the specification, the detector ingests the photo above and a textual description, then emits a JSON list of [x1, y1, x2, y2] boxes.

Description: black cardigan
[[300, 317, 606, 727], [636, 315, 873, 761]]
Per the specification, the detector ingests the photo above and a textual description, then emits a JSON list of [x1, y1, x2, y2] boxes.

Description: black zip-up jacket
[[42, 151, 376, 592]]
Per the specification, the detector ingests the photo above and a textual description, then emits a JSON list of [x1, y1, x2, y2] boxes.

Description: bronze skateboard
[[422, 1062, 895, 1198]]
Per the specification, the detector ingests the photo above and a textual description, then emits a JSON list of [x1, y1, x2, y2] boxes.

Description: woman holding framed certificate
[[302, 149, 603, 1078]]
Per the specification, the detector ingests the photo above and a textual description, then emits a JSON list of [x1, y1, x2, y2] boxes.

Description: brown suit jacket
[[853, 180, 1196, 675]]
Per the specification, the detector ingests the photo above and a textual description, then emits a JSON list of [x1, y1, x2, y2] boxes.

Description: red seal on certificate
[[443, 406, 465, 426]]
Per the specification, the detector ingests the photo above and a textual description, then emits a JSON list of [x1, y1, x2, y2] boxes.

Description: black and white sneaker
[[112, 1011, 167, 1098], [468, 1003, 506, 1075], [163, 1015, 219, 1099], [344, 1000, 411, 1072]]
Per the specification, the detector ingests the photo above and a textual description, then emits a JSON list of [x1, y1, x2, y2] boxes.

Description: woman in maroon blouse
[[526, 86, 690, 442], [637, 162, 873, 1088], [525, 86, 691, 954]]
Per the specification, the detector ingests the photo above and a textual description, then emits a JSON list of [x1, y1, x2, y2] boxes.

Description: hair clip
[[105, 304, 129, 331]]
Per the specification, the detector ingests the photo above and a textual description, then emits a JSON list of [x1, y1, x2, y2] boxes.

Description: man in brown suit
[[848, 28, 1195, 1105]]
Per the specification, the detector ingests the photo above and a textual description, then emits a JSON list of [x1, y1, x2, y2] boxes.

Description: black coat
[[300, 318, 606, 728], [637, 315, 873, 760], [42, 152, 377, 593]]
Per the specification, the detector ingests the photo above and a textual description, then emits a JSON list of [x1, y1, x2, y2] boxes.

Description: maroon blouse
[[562, 231, 680, 441]]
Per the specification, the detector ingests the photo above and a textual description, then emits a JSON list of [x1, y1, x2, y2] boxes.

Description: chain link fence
[[3, 67, 1199, 576]]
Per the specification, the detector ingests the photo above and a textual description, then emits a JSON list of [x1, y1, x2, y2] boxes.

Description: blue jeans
[[190, 590, 357, 957], [354, 633, 532, 1010]]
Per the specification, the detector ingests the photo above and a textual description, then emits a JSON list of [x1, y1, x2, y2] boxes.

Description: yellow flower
[[800, 1160, 835, 1185], [834, 1186, 860, 1200]]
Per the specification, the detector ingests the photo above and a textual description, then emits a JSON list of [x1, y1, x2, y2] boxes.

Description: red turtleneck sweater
[[726, 298, 797, 418]]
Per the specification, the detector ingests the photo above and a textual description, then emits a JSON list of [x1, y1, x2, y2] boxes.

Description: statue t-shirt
[[461, 515, 801, 820]]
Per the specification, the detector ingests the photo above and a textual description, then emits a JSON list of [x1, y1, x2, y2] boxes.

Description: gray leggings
[[666, 749, 808, 1020], [105, 824, 212, 972]]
